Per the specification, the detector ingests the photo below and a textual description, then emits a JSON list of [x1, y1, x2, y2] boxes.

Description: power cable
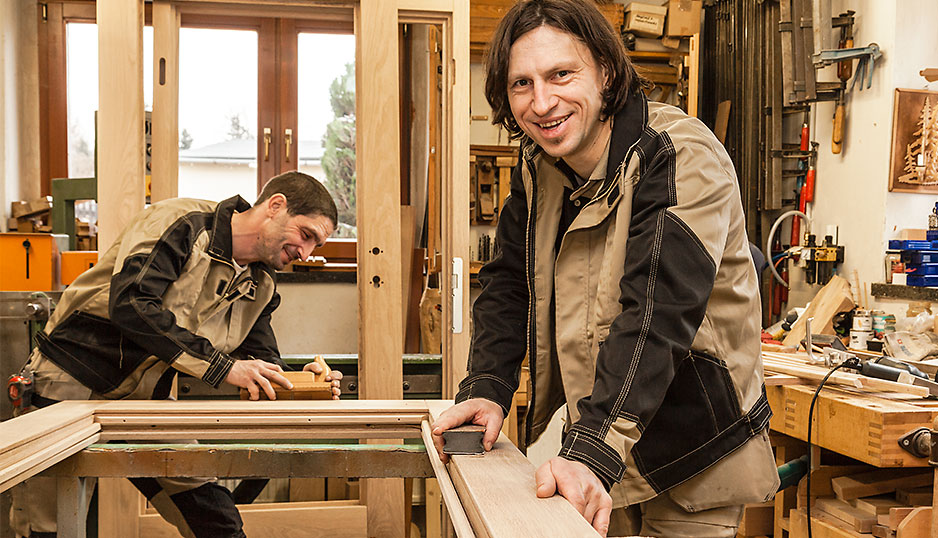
[[805, 357, 860, 538]]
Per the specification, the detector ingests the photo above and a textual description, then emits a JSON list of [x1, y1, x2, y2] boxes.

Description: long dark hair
[[484, 0, 645, 139]]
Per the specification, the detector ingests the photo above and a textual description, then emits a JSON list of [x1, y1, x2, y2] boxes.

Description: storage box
[[625, 3, 667, 38], [666, 0, 701, 36], [61, 251, 98, 286], [0, 233, 60, 291]]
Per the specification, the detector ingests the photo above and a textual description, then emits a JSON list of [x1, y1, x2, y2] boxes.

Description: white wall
[[270, 281, 358, 354], [0, 0, 41, 230], [787, 0, 938, 314]]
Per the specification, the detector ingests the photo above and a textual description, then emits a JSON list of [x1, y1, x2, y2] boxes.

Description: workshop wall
[[0, 0, 41, 231], [269, 282, 359, 354], [788, 0, 938, 313]]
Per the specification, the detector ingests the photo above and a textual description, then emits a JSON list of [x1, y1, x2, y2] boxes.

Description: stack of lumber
[[92, 400, 429, 441], [790, 465, 934, 538], [75, 219, 97, 250], [0, 402, 100, 492], [9, 196, 53, 232], [762, 351, 930, 398]]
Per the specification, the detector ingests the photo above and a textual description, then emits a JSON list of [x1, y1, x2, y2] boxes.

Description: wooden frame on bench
[[0, 400, 600, 537]]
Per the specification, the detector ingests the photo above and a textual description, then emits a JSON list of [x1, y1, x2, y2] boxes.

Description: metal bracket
[[898, 427, 931, 459]]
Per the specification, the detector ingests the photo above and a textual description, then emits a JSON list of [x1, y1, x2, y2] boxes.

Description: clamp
[[812, 43, 883, 91]]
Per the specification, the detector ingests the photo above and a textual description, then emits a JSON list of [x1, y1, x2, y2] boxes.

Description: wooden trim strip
[[421, 420, 476, 537], [43, 442, 433, 479], [426, 403, 602, 537]]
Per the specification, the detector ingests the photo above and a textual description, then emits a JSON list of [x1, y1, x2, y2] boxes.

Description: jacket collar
[[207, 195, 252, 264], [603, 89, 648, 192]]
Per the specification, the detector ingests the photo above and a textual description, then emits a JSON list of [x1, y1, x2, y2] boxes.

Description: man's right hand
[[224, 359, 292, 400], [430, 398, 504, 463]]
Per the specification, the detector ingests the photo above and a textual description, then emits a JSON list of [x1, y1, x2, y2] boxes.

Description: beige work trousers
[[608, 493, 743, 537], [10, 352, 210, 538]]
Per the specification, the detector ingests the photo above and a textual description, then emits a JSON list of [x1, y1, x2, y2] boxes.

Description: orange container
[[0, 233, 60, 291], [61, 251, 98, 286]]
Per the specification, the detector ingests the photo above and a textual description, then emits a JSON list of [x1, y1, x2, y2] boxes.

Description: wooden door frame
[[96, 0, 469, 535]]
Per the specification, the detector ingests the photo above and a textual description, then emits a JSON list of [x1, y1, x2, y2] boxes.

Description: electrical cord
[[765, 210, 810, 288], [805, 357, 859, 538]]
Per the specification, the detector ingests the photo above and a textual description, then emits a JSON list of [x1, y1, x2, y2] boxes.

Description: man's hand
[[430, 398, 504, 463], [225, 359, 292, 400], [302, 361, 343, 400], [535, 457, 612, 537]]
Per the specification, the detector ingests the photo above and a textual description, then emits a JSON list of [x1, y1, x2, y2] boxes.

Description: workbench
[[766, 382, 938, 537]]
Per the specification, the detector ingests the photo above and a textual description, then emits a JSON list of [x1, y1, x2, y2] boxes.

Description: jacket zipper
[[524, 155, 538, 445]]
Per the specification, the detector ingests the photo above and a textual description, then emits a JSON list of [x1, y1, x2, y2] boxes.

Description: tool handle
[[800, 123, 810, 152], [312, 355, 331, 381], [858, 361, 903, 382], [832, 103, 845, 154], [803, 168, 816, 203]]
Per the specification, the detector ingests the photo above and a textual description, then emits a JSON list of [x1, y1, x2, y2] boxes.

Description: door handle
[[284, 128, 293, 162], [263, 127, 271, 161]]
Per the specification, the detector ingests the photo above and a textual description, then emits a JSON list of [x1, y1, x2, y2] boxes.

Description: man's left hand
[[302, 361, 343, 400], [535, 457, 612, 537]]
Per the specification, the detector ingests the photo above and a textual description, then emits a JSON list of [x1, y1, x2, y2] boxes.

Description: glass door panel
[[297, 32, 356, 237], [177, 27, 258, 202]]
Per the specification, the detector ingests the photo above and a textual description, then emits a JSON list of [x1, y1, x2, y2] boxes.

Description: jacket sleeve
[[558, 128, 738, 490], [233, 289, 293, 371], [455, 160, 530, 415], [108, 213, 235, 388]]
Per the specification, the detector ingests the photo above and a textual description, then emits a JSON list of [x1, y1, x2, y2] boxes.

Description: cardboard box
[[666, 0, 701, 36], [625, 3, 667, 38]]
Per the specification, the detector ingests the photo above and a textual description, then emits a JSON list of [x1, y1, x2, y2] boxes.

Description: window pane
[[178, 28, 258, 202], [66, 22, 153, 179], [297, 33, 356, 237]]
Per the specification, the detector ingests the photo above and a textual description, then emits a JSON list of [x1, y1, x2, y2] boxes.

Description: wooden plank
[[426, 478, 443, 538], [427, 404, 600, 537], [44, 443, 433, 479], [896, 506, 931, 538], [797, 465, 868, 503], [138, 500, 368, 538], [93, 399, 430, 414], [814, 497, 877, 533], [238, 370, 334, 400], [0, 425, 101, 492], [897, 486, 932, 506], [852, 495, 904, 516], [763, 353, 930, 397], [98, 478, 141, 538], [687, 33, 699, 117], [421, 421, 475, 537], [97, 0, 146, 252], [150, 0, 180, 202], [738, 501, 774, 536], [832, 469, 932, 501], [714, 100, 731, 145], [790, 507, 867, 538], [97, 426, 420, 441], [886, 507, 916, 530], [782, 275, 855, 347]]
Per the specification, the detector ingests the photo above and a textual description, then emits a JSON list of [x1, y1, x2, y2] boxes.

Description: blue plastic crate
[[906, 263, 938, 275], [901, 250, 938, 264], [888, 239, 938, 250], [906, 275, 938, 287]]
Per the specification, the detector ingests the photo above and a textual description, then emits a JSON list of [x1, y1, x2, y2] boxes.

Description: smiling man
[[11, 171, 342, 538], [431, 1, 779, 537]]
